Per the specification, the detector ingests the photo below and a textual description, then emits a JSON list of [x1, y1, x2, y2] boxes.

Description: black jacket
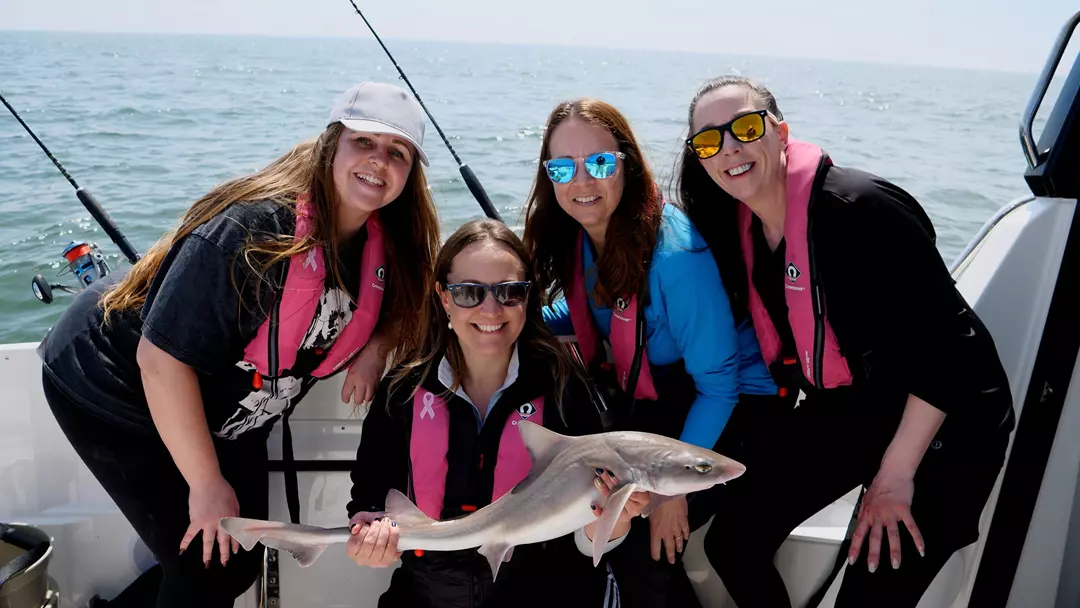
[[347, 346, 614, 608], [694, 156, 1015, 438]]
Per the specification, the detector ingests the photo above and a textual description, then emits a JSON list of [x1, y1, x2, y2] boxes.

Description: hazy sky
[[2, 0, 1078, 73]]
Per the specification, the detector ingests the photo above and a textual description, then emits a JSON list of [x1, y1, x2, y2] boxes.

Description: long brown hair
[[391, 219, 576, 420], [522, 99, 663, 307], [101, 122, 440, 367], [675, 76, 783, 321]]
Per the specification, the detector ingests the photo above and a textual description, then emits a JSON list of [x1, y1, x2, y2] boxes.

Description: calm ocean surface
[[0, 31, 1045, 344]]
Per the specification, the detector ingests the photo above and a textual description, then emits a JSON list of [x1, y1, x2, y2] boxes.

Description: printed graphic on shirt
[[214, 285, 358, 439], [301, 287, 354, 351], [420, 391, 437, 420]]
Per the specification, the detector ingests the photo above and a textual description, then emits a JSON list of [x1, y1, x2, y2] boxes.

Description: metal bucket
[[0, 524, 53, 608]]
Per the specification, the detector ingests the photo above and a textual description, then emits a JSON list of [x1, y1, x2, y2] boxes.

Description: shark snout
[[676, 452, 747, 493], [715, 455, 746, 483]]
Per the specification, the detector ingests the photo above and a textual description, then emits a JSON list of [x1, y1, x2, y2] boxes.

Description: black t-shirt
[[38, 200, 365, 439], [750, 216, 797, 359]]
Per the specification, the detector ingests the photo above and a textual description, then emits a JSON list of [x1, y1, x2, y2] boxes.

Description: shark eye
[[695, 463, 713, 473]]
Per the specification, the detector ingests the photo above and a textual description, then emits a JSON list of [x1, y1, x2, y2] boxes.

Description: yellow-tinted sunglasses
[[686, 110, 769, 159]]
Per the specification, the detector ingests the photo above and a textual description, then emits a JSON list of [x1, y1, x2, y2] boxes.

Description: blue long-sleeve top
[[543, 204, 777, 449]]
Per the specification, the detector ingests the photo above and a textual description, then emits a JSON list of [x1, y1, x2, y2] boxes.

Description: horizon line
[[0, 26, 1043, 77]]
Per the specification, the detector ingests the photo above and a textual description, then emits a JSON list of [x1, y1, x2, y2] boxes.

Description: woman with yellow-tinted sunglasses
[[676, 75, 1015, 607]]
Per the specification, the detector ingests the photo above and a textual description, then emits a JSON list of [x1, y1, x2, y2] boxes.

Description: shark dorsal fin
[[517, 420, 571, 467], [509, 421, 574, 495], [385, 489, 436, 526]]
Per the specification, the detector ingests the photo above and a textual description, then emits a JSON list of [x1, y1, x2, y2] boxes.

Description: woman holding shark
[[345, 219, 659, 607]]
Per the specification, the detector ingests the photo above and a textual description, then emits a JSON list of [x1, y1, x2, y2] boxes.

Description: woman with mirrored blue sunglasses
[[676, 75, 1014, 608], [523, 97, 783, 608], [542, 151, 627, 184]]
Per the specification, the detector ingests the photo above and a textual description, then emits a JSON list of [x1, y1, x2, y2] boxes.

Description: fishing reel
[[31, 241, 112, 304]]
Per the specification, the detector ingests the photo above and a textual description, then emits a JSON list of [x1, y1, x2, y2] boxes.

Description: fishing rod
[[1, 91, 141, 267], [345, 0, 504, 223]]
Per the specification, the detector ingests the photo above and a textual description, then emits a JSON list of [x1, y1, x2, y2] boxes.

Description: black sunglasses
[[686, 110, 769, 159], [444, 281, 531, 308]]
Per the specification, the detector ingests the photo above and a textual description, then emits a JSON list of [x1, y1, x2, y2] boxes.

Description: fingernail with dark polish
[[590, 505, 597, 511], [391, 521, 397, 527], [595, 468, 604, 476], [606, 470, 614, 476]]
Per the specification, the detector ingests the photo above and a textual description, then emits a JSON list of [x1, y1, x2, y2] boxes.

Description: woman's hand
[[847, 393, 940, 571], [341, 334, 390, 407], [137, 337, 238, 567], [347, 513, 401, 568], [649, 495, 689, 564], [180, 475, 240, 567], [585, 469, 650, 542], [848, 471, 925, 572]]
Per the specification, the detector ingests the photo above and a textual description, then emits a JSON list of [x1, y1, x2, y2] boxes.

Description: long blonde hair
[[102, 122, 440, 367]]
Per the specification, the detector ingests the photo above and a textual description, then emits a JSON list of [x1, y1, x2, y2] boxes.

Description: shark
[[219, 420, 745, 579]]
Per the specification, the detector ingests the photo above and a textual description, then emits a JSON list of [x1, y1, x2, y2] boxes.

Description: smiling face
[[438, 240, 528, 360], [545, 117, 626, 236], [331, 129, 415, 236], [690, 85, 788, 205]]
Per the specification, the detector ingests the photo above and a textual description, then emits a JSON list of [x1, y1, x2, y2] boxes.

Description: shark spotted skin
[[220, 420, 745, 579]]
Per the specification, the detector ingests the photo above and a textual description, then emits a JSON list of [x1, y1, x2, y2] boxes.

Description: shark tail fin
[[218, 517, 270, 552], [385, 489, 436, 527], [217, 517, 328, 568]]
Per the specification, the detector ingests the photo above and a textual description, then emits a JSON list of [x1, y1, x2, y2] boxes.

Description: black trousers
[[688, 388, 1010, 608], [602, 516, 702, 608], [42, 369, 268, 608], [604, 392, 792, 608]]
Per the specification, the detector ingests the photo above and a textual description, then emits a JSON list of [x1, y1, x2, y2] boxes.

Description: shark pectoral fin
[[258, 538, 328, 568], [640, 492, 677, 519], [478, 542, 515, 581], [592, 483, 638, 567], [385, 489, 436, 527]]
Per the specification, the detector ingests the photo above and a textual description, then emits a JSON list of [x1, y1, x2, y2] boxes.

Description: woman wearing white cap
[[36, 81, 441, 607]]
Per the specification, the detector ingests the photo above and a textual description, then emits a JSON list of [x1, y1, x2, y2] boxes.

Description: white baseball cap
[[328, 81, 430, 166]]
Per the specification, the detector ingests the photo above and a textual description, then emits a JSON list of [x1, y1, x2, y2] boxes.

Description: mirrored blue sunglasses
[[542, 151, 626, 184]]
